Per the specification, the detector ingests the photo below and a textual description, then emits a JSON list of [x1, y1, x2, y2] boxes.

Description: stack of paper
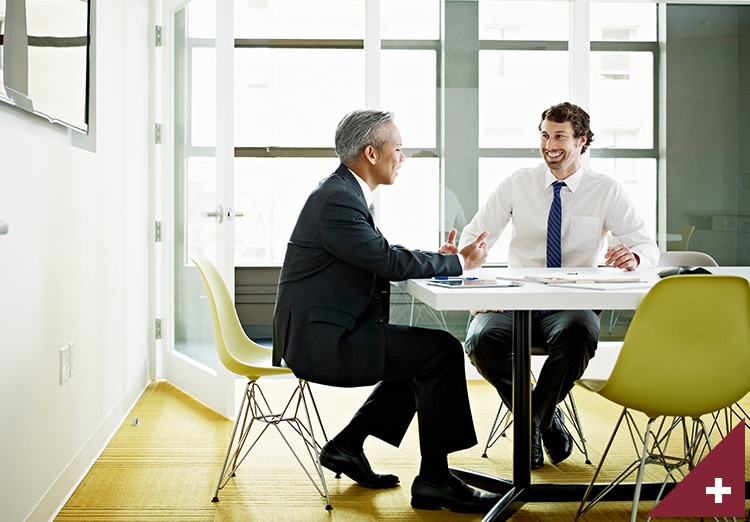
[[523, 270, 646, 285]]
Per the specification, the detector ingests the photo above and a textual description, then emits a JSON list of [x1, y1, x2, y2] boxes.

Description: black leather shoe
[[531, 425, 544, 470], [540, 408, 574, 464], [319, 440, 399, 489], [411, 474, 502, 514]]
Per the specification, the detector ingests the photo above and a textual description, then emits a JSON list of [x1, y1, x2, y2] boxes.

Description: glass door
[[158, 0, 236, 416]]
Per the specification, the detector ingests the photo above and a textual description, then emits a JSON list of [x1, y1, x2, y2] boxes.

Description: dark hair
[[539, 102, 595, 153]]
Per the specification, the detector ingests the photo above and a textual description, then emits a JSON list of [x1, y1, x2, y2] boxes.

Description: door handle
[[227, 209, 244, 220], [201, 205, 224, 224]]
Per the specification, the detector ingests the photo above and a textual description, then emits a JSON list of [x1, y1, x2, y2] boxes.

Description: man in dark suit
[[273, 109, 499, 513]]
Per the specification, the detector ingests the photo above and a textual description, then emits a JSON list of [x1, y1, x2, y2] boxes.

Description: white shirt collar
[[546, 165, 584, 193], [348, 168, 373, 208]]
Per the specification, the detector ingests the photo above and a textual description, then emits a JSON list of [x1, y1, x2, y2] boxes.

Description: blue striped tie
[[546, 181, 565, 268]]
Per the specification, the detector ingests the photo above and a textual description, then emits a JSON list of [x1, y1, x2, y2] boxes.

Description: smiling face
[[539, 119, 587, 179]]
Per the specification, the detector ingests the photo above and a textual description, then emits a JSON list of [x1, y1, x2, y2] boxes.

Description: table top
[[402, 266, 750, 311]]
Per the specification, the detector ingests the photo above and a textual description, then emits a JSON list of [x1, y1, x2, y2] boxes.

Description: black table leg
[[478, 310, 532, 521], [450, 307, 750, 521], [511, 310, 532, 489]]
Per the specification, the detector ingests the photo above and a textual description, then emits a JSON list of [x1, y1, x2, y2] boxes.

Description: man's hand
[[460, 231, 489, 271], [605, 244, 640, 271], [438, 228, 459, 254]]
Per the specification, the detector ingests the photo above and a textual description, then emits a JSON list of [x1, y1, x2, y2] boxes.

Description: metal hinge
[[155, 122, 161, 144], [155, 318, 162, 340], [155, 25, 162, 47], [155, 221, 162, 242]]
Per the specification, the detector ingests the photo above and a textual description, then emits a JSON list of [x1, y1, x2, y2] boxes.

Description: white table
[[403, 266, 750, 521]]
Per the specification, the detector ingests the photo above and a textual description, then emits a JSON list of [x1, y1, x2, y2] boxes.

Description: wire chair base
[[212, 378, 332, 510]]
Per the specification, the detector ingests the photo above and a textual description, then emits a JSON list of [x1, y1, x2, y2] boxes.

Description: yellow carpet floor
[[56, 379, 750, 521]]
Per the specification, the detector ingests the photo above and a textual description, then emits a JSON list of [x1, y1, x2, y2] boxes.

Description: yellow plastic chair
[[608, 249, 719, 334], [191, 256, 331, 509], [666, 224, 695, 251], [655, 251, 750, 434], [575, 275, 750, 522]]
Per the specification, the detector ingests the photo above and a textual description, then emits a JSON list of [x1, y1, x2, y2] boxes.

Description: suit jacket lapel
[[336, 164, 377, 229]]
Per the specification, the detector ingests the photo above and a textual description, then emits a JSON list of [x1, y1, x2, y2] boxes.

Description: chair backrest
[[657, 250, 718, 267], [191, 256, 286, 378], [596, 275, 750, 419], [666, 224, 696, 251]]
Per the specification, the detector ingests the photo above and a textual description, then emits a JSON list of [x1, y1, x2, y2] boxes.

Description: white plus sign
[[705, 477, 732, 503]]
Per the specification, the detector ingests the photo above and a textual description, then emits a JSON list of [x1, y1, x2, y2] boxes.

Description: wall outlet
[[59, 344, 70, 385], [68, 342, 75, 377]]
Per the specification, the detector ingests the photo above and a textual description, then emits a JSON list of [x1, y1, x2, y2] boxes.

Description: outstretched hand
[[438, 228, 459, 254], [460, 231, 489, 271]]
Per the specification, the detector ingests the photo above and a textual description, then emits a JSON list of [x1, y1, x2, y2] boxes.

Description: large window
[[224, 1, 748, 269], [477, 0, 658, 264], [233, 0, 440, 263]]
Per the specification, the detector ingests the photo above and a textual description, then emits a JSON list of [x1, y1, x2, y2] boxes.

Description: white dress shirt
[[458, 163, 659, 269]]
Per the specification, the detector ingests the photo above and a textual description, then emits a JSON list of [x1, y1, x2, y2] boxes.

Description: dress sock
[[418, 455, 452, 484]]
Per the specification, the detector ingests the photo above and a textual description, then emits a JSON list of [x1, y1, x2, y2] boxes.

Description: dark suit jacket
[[272, 164, 462, 387]]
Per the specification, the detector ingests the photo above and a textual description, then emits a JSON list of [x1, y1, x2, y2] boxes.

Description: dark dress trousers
[[273, 164, 478, 456]]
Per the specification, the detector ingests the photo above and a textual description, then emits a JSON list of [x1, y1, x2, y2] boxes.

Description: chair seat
[[191, 256, 332, 509], [576, 378, 606, 394], [575, 275, 750, 522]]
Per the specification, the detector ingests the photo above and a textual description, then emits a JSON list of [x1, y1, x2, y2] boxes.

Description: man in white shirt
[[458, 102, 658, 469]]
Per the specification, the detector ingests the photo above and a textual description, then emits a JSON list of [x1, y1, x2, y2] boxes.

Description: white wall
[[0, 1, 153, 520]]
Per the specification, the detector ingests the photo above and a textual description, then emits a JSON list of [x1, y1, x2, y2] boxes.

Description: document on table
[[427, 277, 523, 288], [523, 269, 647, 285], [552, 282, 654, 291]]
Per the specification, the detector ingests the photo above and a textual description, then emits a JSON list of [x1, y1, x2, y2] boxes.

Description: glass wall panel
[[191, 48, 216, 147], [665, 4, 750, 265], [233, 0, 364, 39], [233, 157, 441, 265], [590, 2, 657, 41], [590, 51, 654, 149], [479, 0, 569, 41], [234, 158, 336, 265], [381, 0, 439, 40], [478, 158, 536, 264], [381, 50, 437, 149], [378, 158, 440, 250], [234, 49, 365, 147], [589, 158, 657, 241], [479, 50, 569, 148]]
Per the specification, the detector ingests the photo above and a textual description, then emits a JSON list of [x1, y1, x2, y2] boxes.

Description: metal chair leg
[[481, 401, 513, 458], [561, 390, 591, 464], [212, 379, 332, 509], [482, 390, 590, 464], [576, 410, 710, 521]]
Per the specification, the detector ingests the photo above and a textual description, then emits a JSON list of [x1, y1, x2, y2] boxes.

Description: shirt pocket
[[566, 216, 601, 252]]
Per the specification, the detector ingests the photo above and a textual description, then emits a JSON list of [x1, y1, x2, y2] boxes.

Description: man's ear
[[364, 145, 378, 165]]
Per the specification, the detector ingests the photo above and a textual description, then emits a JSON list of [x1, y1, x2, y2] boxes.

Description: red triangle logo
[[649, 419, 745, 518]]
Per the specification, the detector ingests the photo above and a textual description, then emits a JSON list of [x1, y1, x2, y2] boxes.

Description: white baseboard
[[30, 365, 150, 522]]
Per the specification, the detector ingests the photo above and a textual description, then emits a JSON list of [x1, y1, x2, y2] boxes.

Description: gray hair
[[334, 109, 395, 165]]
